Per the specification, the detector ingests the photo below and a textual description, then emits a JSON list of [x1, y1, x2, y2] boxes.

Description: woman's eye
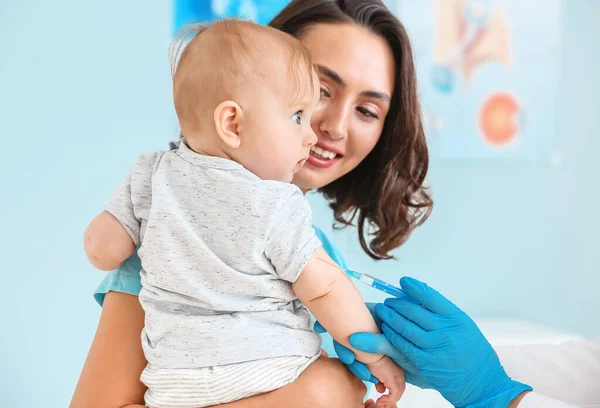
[[292, 111, 303, 125], [320, 87, 330, 99], [357, 107, 378, 120]]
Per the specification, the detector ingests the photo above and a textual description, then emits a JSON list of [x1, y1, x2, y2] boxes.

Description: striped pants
[[142, 354, 320, 408]]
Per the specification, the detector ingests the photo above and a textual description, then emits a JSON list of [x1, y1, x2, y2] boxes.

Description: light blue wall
[[0, 1, 598, 407]]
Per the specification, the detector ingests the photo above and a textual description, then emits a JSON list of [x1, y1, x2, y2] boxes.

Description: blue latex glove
[[349, 277, 532, 408]]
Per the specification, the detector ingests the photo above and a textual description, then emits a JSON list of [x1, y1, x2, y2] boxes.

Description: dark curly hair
[[270, 0, 433, 260]]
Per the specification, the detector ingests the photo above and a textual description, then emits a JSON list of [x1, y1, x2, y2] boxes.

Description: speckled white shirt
[[105, 141, 322, 369]]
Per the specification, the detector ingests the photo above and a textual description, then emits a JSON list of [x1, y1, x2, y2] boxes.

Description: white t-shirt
[[105, 141, 322, 369]]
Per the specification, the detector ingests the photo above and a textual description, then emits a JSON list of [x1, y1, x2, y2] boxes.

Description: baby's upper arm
[[84, 210, 136, 271], [292, 247, 343, 304], [85, 151, 162, 271], [263, 185, 322, 283]]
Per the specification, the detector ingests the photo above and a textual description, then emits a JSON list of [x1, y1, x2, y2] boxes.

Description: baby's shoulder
[[250, 181, 311, 223], [134, 150, 167, 169], [254, 179, 304, 203], [127, 150, 172, 179]]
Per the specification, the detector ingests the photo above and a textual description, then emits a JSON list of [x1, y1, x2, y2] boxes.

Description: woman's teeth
[[310, 146, 337, 160]]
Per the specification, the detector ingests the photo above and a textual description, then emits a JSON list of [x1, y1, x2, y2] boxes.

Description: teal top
[[93, 225, 348, 358]]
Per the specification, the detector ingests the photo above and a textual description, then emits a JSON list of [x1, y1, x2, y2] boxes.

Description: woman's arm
[[70, 291, 148, 408], [71, 291, 367, 408]]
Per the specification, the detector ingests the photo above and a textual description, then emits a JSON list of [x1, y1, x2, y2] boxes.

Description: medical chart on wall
[[396, 0, 562, 160]]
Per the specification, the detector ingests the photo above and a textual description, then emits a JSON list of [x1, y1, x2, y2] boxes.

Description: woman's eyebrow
[[315, 64, 391, 103], [361, 90, 391, 102], [315, 64, 345, 87]]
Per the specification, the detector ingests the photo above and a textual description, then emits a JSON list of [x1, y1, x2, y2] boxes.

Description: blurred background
[[0, 0, 598, 406]]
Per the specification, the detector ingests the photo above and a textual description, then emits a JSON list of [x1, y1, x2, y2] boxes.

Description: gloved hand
[[349, 277, 532, 408]]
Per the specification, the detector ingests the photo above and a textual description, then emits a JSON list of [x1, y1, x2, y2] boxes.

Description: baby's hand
[[367, 356, 405, 407]]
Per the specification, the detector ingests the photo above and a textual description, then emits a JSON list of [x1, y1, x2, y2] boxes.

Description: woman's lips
[[306, 151, 341, 169]]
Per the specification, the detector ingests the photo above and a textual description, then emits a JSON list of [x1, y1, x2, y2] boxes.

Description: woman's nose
[[318, 103, 349, 141]]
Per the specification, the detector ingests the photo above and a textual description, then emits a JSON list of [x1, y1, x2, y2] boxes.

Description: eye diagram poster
[[397, 0, 562, 160]]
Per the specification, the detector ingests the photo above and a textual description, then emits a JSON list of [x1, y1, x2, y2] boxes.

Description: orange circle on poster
[[479, 92, 519, 146]]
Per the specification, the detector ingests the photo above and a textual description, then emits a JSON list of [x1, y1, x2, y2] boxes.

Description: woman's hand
[[70, 291, 149, 408], [349, 277, 532, 408]]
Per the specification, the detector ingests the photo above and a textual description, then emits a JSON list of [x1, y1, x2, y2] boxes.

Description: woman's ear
[[214, 101, 243, 148]]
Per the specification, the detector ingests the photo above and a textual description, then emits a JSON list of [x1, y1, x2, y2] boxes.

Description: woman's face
[[292, 23, 396, 191]]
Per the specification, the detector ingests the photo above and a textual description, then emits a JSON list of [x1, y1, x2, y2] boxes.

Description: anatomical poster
[[397, 0, 562, 160]]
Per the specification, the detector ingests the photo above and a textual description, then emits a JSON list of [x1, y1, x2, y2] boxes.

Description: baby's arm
[[267, 188, 404, 402], [85, 157, 150, 271], [292, 249, 405, 404], [292, 247, 382, 365], [367, 356, 406, 406], [84, 211, 135, 271]]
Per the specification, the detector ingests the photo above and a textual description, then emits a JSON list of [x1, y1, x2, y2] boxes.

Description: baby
[[84, 19, 403, 408]]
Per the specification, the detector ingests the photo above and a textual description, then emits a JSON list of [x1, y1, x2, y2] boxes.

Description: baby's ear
[[214, 101, 243, 148]]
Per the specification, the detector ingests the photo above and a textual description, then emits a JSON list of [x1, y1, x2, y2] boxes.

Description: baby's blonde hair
[[169, 19, 315, 139]]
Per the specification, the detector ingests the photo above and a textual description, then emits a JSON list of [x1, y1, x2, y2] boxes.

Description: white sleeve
[[264, 187, 321, 283], [497, 338, 600, 407], [105, 171, 140, 245], [104, 151, 162, 246], [518, 392, 580, 407]]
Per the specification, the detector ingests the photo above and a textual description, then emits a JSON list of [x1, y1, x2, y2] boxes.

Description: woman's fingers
[[349, 331, 419, 374], [333, 339, 356, 365], [383, 297, 444, 331], [375, 304, 436, 349], [314, 320, 326, 333], [399, 277, 458, 316], [349, 332, 397, 355], [348, 360, 377, 383], [381, 323, 426, 363]]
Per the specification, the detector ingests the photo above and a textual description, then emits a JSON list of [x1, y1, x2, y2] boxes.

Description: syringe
[[316, 256, 411, 299], [344, 269, 409, 299]]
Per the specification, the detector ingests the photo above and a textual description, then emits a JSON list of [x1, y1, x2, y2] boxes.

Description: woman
[[70, 1, 432, 407]]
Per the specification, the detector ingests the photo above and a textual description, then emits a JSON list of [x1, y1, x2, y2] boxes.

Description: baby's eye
[[292, 111, 303, 125]]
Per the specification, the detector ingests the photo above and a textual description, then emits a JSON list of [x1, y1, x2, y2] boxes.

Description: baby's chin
[[292, 166, 335, 191]]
